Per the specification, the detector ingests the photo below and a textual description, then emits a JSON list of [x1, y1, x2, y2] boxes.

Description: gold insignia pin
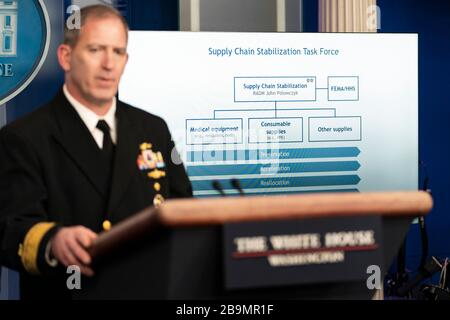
[[140, 142, 153, 151], [148, 169, 166, 180], [103, 220, 112, 231], [153, 194, 165, 207], [154, 182, 161, 192]]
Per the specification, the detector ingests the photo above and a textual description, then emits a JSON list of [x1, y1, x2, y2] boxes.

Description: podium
[[79, 191, 432, 300]]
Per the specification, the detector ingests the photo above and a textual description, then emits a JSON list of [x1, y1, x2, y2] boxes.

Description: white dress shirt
[[63, 84, 117, 149]]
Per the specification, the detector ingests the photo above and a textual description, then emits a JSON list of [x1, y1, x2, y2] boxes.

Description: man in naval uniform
[[0, 5, 192, 299]]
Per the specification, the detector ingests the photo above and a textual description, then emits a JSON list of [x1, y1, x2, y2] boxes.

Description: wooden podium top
[[88, 191, 433, 259], [158, 191, 433, 226]]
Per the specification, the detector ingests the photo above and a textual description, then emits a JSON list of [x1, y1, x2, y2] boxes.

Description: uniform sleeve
[[163, 123, 193, 199], [0, 127, 59, 275]]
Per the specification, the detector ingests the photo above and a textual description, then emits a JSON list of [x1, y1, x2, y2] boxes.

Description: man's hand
[[51, 226, 97, 277]]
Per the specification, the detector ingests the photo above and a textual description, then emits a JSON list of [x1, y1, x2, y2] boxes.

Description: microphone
[[231, 178, 245, 196], [212, 180, 226, 197]]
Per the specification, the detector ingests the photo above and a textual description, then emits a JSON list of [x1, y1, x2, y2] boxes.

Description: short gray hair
[[64, 5, 129, 47]]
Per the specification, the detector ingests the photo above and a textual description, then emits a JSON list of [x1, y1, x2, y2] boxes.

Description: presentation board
[[120, 32, 418, 197]]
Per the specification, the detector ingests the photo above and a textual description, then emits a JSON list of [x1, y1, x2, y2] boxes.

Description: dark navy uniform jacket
[[0, 90, 193, 299]]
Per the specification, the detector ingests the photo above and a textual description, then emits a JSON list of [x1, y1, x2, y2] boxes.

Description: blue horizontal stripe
[[187, 147, 360, 163], [192, 175, 361, 191], [187, 161, 361, 176], [194, 189, 360, 198]]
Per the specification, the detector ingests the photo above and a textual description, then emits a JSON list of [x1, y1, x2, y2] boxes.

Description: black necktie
[[96, 120, 115, 197], [96, 120, 113, 157]]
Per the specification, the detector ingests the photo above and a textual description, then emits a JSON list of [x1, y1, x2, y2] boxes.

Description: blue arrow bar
[[187, 161, 361, 176], [194, 189, 360, 198], [192, 175, 361, 191], [187, 147, 361, 163]]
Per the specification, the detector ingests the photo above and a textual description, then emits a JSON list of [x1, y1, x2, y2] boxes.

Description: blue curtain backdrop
[[124, 0, 178, 30], [302, 0, 318, 32], [377, 0, 450, 280]]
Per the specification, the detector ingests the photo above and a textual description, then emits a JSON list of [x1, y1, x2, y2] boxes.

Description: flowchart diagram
[[120, 31, 418, 197], [185, 75, 362, 197]]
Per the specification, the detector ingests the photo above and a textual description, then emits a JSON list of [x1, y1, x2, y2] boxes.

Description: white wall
[[200, 0, 277, 32], [180, 0, 303, 32]]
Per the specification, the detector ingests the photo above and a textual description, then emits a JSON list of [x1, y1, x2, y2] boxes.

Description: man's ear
[[57, 44, 72, 72]]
